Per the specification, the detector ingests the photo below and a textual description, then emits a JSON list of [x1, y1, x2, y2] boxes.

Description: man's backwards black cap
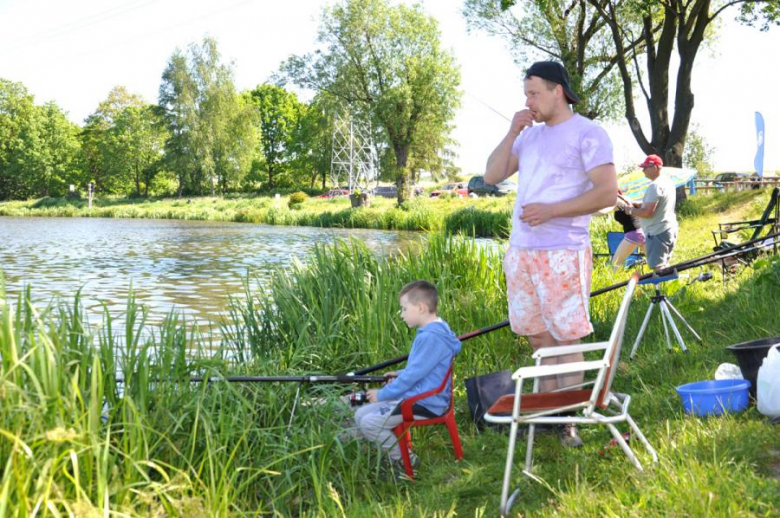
[[525, 61, 580, 104]]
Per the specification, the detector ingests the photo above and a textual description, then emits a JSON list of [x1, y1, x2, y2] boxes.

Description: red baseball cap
[[638, 154, 663, 168]]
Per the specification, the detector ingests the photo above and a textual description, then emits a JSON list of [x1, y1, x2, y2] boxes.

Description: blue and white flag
[[755, 111, 765, 178]]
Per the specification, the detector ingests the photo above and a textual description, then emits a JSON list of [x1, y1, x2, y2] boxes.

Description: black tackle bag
[[464, 370, 514, 431]]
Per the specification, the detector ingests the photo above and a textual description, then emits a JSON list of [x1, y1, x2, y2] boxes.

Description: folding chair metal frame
[[484, 275, 658, 516], [711, 187, 779, 279]]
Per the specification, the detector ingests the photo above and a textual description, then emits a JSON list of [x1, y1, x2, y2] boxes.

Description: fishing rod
[[116, 374, 388, 384], [116, 231, 779, 383], [186, 374, 387, 384], [349, 321, 512, 376], [353, 230, 780, 375], [593, 229, 780, 296]]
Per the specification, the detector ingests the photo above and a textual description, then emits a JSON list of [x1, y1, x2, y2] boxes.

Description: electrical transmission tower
[[330, 112, 378, 191]]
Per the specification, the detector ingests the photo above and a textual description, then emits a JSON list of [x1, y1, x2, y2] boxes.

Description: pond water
[[0, 217, 425, 328]]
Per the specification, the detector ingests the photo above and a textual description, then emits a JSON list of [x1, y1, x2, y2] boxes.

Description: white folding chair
[[484, 274, 658, 516]]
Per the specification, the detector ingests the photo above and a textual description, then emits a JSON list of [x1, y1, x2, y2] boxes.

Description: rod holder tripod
[[629, 274, 702, 359]]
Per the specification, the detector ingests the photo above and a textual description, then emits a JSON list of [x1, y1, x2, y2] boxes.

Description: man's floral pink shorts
[[504, 246, 593, 341]]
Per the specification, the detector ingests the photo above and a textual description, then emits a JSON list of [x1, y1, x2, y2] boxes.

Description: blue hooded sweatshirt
[[376, 319, 461, 416]]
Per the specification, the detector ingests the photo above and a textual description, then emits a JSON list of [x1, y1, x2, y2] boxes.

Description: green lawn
[[1, 189, 778, 516]]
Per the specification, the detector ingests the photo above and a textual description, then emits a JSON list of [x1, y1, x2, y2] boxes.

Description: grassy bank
[[1, 190, 779, 515], [0, 193, 514, 237]]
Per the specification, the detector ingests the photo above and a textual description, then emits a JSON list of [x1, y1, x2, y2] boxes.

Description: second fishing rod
[[352, 230, 780, 376]]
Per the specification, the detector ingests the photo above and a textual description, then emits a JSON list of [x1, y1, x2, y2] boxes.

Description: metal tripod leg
[[630, 301, 656, 359], [659, 300, 688, 353], [664, 299, 703, 342], [659, 299, 673, 351]]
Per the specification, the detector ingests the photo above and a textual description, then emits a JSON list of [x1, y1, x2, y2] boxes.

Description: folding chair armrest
[[532, 341, 610, 359], [512, 360, 606, 380], [720, 218, 761, 228]]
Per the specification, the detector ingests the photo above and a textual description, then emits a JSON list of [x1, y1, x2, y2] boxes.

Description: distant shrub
[[443, 206, 511, 238], [288, 191, 308, 209]]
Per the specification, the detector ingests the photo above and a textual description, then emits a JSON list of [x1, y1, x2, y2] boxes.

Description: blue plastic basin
[[675, 379, 751, 416]]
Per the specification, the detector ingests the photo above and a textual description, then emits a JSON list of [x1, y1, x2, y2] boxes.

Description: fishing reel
[[349, 391, 369, 407], [686, 267, 713, 285]]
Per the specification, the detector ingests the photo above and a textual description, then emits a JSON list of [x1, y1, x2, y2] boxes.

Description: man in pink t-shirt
[[485, 61, 617, 447]]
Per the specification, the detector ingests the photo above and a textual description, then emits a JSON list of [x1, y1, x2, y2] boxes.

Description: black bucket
[[726, 336, 779, 399]]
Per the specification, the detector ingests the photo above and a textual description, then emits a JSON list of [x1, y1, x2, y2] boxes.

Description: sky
[[2, 0, 779, 175]]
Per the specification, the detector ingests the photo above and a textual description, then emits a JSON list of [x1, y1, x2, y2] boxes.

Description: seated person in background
[[353, 280, 461, 473], [626, 155, 678, 271], [611, 190, 646, 271]]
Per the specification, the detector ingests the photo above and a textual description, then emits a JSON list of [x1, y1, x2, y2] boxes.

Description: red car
[[430, 183, 468, 198], [317, 189, 350, 199]]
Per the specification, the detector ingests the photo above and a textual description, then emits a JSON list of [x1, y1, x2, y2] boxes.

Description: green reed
[[0, 193, 518, 237]]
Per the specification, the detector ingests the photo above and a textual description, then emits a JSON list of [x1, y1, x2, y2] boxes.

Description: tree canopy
[[463, 0, 645, 122], [0, 79, 81, 199], [283, 0, 462, 202], [247, 84, 304, 190], [159, 38, 258, 196], [588, 0, 780, 166], [486, 0, 779, 168]]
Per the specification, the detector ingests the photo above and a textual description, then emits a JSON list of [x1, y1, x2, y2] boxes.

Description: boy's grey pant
[[352, 400, 428, 460]]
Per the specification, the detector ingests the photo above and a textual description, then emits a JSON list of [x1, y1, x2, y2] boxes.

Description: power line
[[63, 0, 257, 61], [8, 0, 161, 51], [465, 90, 511, 122]]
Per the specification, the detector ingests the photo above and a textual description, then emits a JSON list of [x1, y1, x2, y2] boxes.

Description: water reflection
[[0, 217, 424, 326]]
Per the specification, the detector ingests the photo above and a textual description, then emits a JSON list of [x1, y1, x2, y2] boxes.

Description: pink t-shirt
[[510, 114, 613, 250]]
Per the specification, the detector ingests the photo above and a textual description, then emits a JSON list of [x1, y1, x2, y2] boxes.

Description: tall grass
[[0, 285, 399, 515], [0, 193, 517, 237], [2, 190, 779, 515]]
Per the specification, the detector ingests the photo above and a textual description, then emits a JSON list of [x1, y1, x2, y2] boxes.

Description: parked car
[[467, 175, 517, 197], [430, 182, 468, 198], [373, 185, 398, 198], [317, 189, 350, 199], [713, 172, 751, 184]]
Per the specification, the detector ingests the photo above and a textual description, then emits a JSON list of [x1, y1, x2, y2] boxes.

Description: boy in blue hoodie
[[353, 280, 461, 471]]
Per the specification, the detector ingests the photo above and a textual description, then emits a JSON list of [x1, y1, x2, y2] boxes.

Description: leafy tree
[[81, 86, 145, 194], [463, 0, 649, 121], [288, 93, 336, 190], [585, 0, 780, 167], [684, 124, 715, 177], [247, 84, 304, 190], [406, 117, 460, 183], [159, 51, 198, 196], [283, 0, 461, 202], [159, 38, 257, 195], [0, 80, 81, 199], [216, 92, 258, 193], [113, 105, 167, 196], [0, 79, 40, 199], [32, 102, 82, 197]]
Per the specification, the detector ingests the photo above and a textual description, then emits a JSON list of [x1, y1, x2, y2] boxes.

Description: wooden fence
[[691, 177, 780, 195]]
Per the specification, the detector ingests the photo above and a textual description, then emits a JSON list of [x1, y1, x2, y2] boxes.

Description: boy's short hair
[[399, 280, 438, 313]]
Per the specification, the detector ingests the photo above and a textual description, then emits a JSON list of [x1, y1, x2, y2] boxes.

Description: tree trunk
[[135, 160, 142, 197], [394, 143, 410, 205]]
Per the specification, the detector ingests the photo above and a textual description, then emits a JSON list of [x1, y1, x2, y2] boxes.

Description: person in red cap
[[625, 155, 678, 271], [484, 60, 617, 448]]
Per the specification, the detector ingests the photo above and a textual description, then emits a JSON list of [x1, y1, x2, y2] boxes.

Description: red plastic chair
[[391, 363, 463, 479]]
